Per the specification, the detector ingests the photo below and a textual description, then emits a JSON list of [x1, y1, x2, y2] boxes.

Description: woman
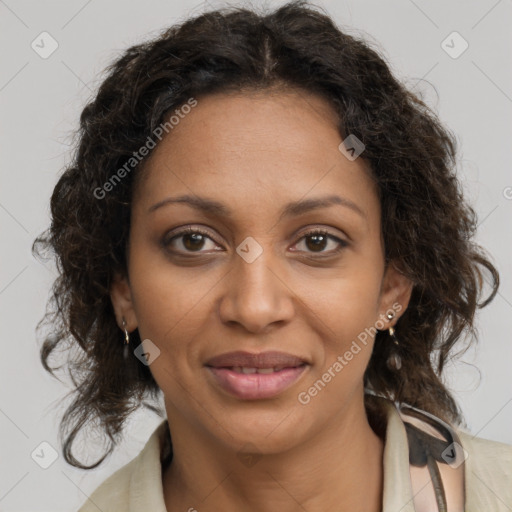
[[33, 1, 512, 511]]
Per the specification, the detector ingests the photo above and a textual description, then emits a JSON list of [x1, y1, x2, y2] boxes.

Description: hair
[[33, 0, 499, 469]]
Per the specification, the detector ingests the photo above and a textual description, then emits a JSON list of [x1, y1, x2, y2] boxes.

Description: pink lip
[[206, 365, 308, 400], [205, 350, 308, 368]]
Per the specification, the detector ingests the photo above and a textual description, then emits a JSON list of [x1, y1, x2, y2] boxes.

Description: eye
[[162, 226, 221, 253], [292, 228, 348, 255], [162, 226, 348, 256]]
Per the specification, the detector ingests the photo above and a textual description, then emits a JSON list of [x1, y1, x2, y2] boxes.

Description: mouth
[[226, 366, 300, 374], [205, 351, 309, 400], [205, 350, 308, 368]]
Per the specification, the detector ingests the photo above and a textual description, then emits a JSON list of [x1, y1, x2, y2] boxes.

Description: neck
[[162, 393, 384, 512]]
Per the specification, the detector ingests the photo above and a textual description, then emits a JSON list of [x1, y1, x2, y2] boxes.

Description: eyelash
[[162, 226, 348, 256]]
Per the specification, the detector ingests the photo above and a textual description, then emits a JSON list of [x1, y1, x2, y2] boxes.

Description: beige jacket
[[77, 399, 512, 512]]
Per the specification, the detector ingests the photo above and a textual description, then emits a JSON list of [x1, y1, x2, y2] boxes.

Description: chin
[[209, 406, 306, 451]]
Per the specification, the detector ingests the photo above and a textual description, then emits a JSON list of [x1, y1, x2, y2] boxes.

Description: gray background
[[1, 0, 511, 510]]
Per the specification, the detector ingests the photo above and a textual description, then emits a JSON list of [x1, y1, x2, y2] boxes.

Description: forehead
[[133, 90, 379, 224]]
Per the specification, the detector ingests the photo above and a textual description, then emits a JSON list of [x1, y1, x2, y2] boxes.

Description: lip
[[205, 351, 309, 400], [205, 350, 308, 368], [206, 366, 308, 400]]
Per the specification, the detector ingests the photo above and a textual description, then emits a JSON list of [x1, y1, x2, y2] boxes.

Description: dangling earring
[[386, 311, 402, 371], [122, 317, 130, 360]]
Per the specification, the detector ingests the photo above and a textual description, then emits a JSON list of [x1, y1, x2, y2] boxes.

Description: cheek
[[126, 238, 210, 358], [300, 256, 383, 335], [295, 255, 384, 380], [127, 253, 211, 404], [296, 278, 382, 411]]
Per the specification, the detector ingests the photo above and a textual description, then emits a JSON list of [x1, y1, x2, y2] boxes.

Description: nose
[[218, 247, 295, 334]]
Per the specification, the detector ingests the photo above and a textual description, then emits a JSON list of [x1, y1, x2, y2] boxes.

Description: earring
[[122, 317, 130, 360], [386, 311, 402, 371]]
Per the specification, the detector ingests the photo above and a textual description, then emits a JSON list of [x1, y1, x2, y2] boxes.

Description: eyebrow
[[148, 193, 366, 219]]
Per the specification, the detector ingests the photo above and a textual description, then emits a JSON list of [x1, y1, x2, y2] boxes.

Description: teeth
[[231, 367, 287, 374]]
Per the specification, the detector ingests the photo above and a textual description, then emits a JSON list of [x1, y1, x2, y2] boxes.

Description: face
[[111, 89, 412, 454]]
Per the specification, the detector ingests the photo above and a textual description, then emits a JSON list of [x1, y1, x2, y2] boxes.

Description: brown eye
[[293, 229, 348, 255], [182, 232, 207, 251], [163, 227, 220, 254], [162, 226, 348, 256]]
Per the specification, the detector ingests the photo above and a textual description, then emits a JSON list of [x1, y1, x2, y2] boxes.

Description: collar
[[126, 396, 416, 512]]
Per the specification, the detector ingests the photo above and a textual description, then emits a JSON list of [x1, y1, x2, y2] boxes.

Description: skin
[[110, 88, 413, 512]]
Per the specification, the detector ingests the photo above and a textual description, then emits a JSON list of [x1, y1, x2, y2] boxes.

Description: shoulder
[[457, 428, 512, 509], [77, 419, 170, 512]]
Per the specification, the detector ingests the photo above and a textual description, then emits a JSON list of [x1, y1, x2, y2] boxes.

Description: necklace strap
[[398, 403, 466, 512]]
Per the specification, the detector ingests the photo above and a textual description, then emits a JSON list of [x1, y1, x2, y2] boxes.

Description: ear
[[110, 271, 138, 331], [377, 261, 413, 326]]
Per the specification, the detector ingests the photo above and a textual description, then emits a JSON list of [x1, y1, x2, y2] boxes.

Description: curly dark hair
[[33, 0, 499, 469]]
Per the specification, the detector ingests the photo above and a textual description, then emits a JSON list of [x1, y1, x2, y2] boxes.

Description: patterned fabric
[[77, 397, 512, 512]]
